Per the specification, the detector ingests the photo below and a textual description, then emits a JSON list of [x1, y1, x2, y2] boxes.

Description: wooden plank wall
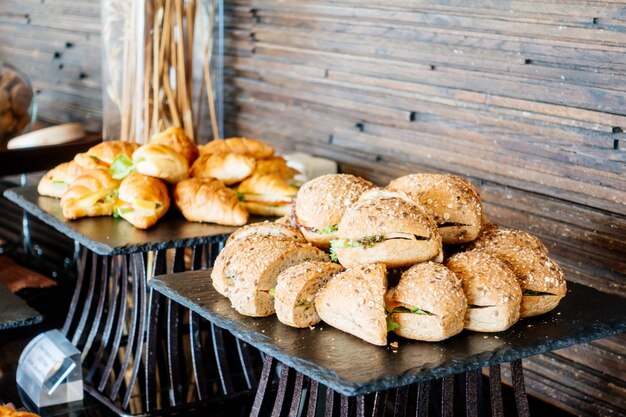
[[0, 0, 624, 415], [0, 0, 102, 132], [222, 1, 626, 416]]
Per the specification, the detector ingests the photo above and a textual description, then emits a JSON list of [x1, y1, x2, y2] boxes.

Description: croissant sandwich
[[331, 189, 442, 268], [74, 140, 139, 169], [151, 126, 199, 166], [237, 173, 298, 217], [200, 137, 275, 159], [174, 177, 248, 226], [253, 156, 299, 180], [133, 143, 189, 184], [294, 174, 375, 249], [114, 173, 170, 229], [190, 153, 256, 185], [60, 169, 121, 219], [38, 161, 89, 198], [388, 174, 483, 244]]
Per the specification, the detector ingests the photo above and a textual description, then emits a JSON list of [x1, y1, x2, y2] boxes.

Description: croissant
[[38, 160, 90, 198], [133, 143, 189, 183], [253, 156, 299, 180], [115, 173, 170, 229], [151, 126, 199, 166], [74, 141, 139, 169], [60, 169, 121, 219], [237, 173, 298, 217], [190, 153, 256, 185], [199, 137, 274, 159], [174, 177, 248, 226]]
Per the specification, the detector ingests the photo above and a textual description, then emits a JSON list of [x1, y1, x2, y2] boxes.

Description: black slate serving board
[[150, 270, 626, 396], [0, 285, 42, 330], [3, 186, 268, 255]]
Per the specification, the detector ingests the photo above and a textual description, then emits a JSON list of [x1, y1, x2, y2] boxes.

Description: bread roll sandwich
[[74, 141, 139, 169], [237, 173, 298, 217], [174, 177, 248, 226], [114, 173, 170, 229], [486, 249, 566, 318], [274, 261, 344, 328], [316, 263, 388, 346], [211, 238, 329, 316], [225, 221, 306, 246], [133, 143, 189, 183], [38, 161, 89, 198], [60, 169, 121, 219], [294, 174, 375, 249], [151, 126, 199, 166], [466, 226, 549, 255], [445, 250, 522, 332], [385, 262, 466, 341], [331, 190, 442, 268], [200, 137, 275, 159], [254, 156, 299, 180], [190, 153, 256, 185], [388, 173, 483, 244]]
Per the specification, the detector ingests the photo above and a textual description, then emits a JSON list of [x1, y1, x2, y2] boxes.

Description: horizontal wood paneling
[[224, 1, 626, 415], [0, 0, 102, 132], [0, 0, 624, 415]]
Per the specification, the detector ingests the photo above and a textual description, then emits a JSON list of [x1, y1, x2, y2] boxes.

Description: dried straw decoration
[[102, 0, 219, 144]]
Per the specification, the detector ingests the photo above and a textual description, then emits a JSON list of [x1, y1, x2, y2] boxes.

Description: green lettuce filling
[[113, 206, 133, 219], [52, 180, 68, 190], [523, 290, 555, 296], [389, 306, 433, 316], [386, 315, 400, 332], [313, 224, 338, 235], [110, 154, 135, 180]]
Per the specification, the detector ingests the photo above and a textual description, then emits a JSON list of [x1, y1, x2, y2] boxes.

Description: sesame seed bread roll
[[332, 190, 442, 268], [225, 221, 306, 246], [445, 251, 522, 332], [214, 238, 329, 317], [387, 173, 483, 244], [60, 169, 121, 219], [316, 263, 388, 346], [190, 153, 256, 185], [275, 261, 344, 328], [386, 262, 466, 342], [151, 126, 199, 166], [481, 246, 566, 318], [200, 137, 275, 159], [465, 226, 549, 255], [133, 143, 189, 184], [294, 174, 375, 249], [38, 160, 90, 198]]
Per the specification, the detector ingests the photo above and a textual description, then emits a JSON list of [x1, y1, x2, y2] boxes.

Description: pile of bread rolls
[[37, 129, 299, 229], [211, 173, 567, 346]]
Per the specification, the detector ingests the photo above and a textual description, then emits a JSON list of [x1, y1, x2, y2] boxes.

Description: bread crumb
[[390, 341, 399, 349]]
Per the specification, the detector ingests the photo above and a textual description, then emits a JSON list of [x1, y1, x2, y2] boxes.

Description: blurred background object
[[0, 64, 36, 150]]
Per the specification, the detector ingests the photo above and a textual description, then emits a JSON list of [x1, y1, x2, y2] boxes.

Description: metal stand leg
[[511, 360, 530, 417]]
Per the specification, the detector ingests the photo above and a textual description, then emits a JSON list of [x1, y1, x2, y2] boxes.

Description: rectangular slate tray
[[3, 186, 263, 255], [0, 285, 42, 330], [149, 270, 626, 396]]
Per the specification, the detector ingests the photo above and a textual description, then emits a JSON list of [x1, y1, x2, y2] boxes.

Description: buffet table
[[3, 186, 265, 415], [149, 269, 626, 417]]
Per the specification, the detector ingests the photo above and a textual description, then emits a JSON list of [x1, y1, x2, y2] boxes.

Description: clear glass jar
[[100, 0, 223, 144], [0, 63, 37, 149]]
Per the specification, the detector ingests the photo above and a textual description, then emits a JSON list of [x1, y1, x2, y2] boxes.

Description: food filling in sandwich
[[467, 304, 494, 309], [523, 290, 556, 296], [110, 155, 136, 180], [238, 192, 293, 207], [385, 305, 434, 332], [329, 233, 430, 262], [438, 222, 471, 228], [52, 180, 69, 191], [114, 199, 163, 218]]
